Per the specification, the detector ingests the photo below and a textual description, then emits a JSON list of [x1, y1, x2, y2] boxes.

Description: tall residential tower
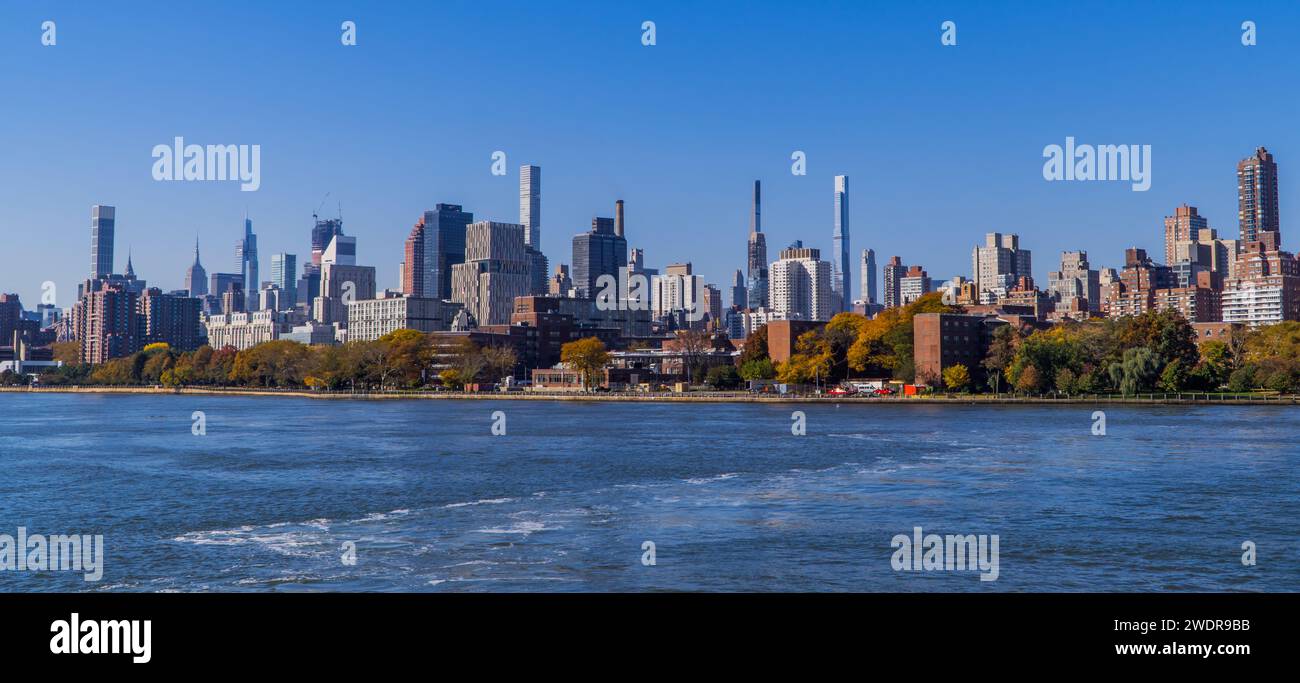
[[91, 205, 115, 279], [746, 181, 768, 309], [832, 175, 850, 311]]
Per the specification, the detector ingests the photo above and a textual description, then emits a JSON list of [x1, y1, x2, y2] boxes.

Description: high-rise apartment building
[[1047, 251, 1101, 316], [971, 232, 1032, 303], [746, 181, 769, 309], [90, 205, 115, 279], [1222, 241, 1300, 326], [1163, 204, 1209, 267], [1222, 147, 1299, 326], [899, 265, 932, 305], [769, 241, 832, 321], [452, 221, 531, 326], [79, 282, 139, 364], [1238, 147, 1279, 245], [882, 256, 907, 309], [520, 165, 541, 248], [653, 262, 705, 322], [1103, 247, 1219, 322], [832, 175, 850, 312], [140, 287, 203, 351]]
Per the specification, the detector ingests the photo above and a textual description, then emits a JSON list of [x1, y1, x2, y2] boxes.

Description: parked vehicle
[[873, 387, 896, 396]]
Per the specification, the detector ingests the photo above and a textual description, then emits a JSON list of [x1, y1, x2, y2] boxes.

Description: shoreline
[[2, 385, 1296, 405]]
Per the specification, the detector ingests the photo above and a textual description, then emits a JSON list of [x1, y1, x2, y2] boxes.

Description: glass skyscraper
[[271, 253, 297, 308], [91, 205, 115, 278], [236, 217, 258, 311]]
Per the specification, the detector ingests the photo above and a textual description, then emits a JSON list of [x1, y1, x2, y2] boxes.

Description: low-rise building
[[346, 294, 461, 342]]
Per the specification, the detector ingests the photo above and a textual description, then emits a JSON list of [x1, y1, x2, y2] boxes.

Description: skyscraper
[[403, 216, 429, 297], [832, 175, 850, 311], [270, 253, 297, 309], [451, 221, 531, 326], [571, 207, 627, 298], [420, 204, 474, 300], [1237, 147, 1280, 245], [769, 241, 833, 321], [311, 217, 345, 267], [730, 269, 747, 309], [236, 217, 259, 312], [860, 248, 878, 306], [746, 181, 768, 308], [91, 205, 115, 279], [882, 256, 907, 309], [185, 237, 208, 296], [520, 165, 541, 248], [314, 235, 375, 325], [971, 232, 1032, 303]]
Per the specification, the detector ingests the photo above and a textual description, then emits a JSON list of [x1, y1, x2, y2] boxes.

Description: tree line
[[738, 292, 1300, 395]]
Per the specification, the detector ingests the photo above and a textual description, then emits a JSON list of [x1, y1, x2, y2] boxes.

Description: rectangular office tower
[[571, 212, 627, 298], [270, 253, 297, 310], [832, 175, 850, 311], [860, 248, 877, 306], [91, 205, 115, 278], [408, 204, 474, 300]]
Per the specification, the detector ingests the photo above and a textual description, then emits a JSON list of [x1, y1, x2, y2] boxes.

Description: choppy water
[[0, 394, 1295, 592]]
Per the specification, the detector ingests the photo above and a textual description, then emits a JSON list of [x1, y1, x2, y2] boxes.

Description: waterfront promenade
[[2, 386, 1297, 405]]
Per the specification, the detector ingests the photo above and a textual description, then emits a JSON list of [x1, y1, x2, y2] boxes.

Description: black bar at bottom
[[1, 592, 1288, 670]]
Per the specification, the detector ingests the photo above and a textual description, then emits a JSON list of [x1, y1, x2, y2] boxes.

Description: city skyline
[[4, 2, 1300, 308]]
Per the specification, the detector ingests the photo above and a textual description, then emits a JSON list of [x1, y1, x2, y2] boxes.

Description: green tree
[[1055, 367, 1077, 394], [1158, 358, 1189, 392], [739, 358, 776, 381], [705, 364, 742, 389], [982, 324, 1021, 393], [1226, 365, 1257, 393], [1108, 347, 1160, 396]]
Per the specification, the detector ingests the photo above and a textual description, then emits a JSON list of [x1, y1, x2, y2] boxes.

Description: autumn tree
[[560, 337, 610, 390], [942, 364, 971, 392]]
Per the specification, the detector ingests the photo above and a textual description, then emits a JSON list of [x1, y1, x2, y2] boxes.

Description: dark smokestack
[[614, 199, 625, 237], [751, 180, 761, 233]]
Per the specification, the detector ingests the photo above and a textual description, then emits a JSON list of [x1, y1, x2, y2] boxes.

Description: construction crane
[[312, 192, 331, 221]]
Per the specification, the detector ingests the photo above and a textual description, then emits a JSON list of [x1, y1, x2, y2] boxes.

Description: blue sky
[[2, 1, 1299, 308]]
